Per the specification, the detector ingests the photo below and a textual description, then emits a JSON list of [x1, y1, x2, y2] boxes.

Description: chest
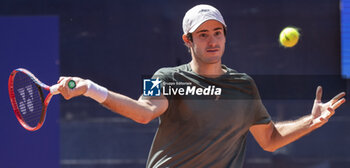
[[169, 97, 257, 130]]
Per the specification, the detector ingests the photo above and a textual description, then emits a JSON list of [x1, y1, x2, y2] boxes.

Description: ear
[[182, 34, 192, 47]]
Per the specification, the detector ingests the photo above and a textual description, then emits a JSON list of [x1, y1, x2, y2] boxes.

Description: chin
[[204, 56, 221, 64]]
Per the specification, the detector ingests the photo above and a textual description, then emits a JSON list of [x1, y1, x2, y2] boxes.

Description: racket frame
[[8, 68, 55, 131]]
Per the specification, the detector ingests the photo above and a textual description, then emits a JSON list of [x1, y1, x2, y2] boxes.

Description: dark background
[[1, 0, 350, 167]]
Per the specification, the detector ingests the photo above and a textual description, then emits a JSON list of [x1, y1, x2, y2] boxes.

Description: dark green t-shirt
[[146, 64, 271, 168]]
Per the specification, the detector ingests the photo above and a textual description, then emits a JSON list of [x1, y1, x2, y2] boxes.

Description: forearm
[[269, 115, 315, 151], [251, 87, 345, 152], [101, 91, 156, 124], [57, 77, 168, 124]]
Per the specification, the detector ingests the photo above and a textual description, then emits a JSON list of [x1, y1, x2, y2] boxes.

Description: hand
[[57, 76, 88, 100], [311, 86, 346, 128]]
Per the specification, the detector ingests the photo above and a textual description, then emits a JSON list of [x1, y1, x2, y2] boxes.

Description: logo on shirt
[[143, 78, 162, 96]]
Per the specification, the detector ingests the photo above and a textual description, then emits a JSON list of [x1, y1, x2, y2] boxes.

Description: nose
[[208, 35, 217, 47]]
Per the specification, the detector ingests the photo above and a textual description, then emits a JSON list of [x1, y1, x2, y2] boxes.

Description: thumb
[[315, 86, 323, 102]]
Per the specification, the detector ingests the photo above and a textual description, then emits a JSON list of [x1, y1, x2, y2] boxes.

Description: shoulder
[[153, 64, 189, 76], [152, 64, 190, 82], [223, 64, 254, 81], [222, 65, 258, 90]]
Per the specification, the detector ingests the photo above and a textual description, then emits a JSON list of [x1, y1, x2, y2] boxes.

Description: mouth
[[206, 48, 220, 52]]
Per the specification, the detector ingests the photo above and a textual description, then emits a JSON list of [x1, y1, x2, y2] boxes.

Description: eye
[[199, 33, 208, 38], [215, 31, 222, 36]]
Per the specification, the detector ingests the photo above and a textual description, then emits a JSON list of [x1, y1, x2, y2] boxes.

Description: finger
[[62, 94, 71, 100], [57, 80, 66, 90], [64, 77, 73, 87], [331, 92, 346, 105], [319, 117, 327, 122], [58, 78, 70, 96], [319, 117, 328, 123], [62, 78, 73, 94], [70, 77, 80, 88], [331, 98, 346, 110], [315, 86, 323, 102], [327, 107, 335, 118], [60, 78, 68, 89], [57, 83, 68, 98], [58, 76, 68, 83]]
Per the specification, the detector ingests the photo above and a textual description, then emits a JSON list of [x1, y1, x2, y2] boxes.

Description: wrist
[[83, 80, 108, 103], [306, 114, 318, 129]]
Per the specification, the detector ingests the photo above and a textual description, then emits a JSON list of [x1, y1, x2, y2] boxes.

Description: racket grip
[[50, 80, 76, 95], [68, 80, 76, 89], [50, 84, 60, 95]]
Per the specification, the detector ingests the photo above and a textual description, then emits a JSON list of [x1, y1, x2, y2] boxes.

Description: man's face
[[190, 20, 226, 64]]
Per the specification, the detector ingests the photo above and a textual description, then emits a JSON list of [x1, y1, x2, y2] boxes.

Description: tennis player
[[57, 4, 346, 168]]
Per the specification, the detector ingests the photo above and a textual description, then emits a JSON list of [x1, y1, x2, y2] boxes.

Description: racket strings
[[13, 72, 44, 128]]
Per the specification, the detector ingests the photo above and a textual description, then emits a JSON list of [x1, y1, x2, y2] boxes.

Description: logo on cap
[[199, 9, 210, 13]]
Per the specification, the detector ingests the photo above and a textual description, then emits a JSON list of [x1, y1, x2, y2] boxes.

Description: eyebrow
[[196, 27, 223, 34]]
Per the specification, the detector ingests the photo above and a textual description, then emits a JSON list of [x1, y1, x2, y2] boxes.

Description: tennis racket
[[8, 68, 76, 131]]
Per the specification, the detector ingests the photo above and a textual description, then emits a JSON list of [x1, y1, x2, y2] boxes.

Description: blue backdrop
[[0, 17, 60, 168]]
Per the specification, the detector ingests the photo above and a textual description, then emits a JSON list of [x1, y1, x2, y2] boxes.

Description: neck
[[189, 60, 226, 78]]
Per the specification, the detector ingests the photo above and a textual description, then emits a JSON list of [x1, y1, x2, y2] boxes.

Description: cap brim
[[188, 19, 226, 33]]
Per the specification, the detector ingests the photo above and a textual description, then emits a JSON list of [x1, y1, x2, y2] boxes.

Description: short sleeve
[[151, 68, 172, 82], [151, 68, 174, 100], [250, 77, 271, 125]]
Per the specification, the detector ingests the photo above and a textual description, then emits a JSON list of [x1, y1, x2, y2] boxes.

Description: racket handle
[[50, 80, 76, 95], [68, 80, 76, 89], [50, 84, 60, 95]]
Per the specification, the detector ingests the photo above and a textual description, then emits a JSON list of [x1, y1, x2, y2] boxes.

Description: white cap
[[182, 4, 226, 34]]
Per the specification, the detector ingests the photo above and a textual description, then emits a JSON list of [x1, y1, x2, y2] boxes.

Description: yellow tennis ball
[[279, 27, 300, 48]]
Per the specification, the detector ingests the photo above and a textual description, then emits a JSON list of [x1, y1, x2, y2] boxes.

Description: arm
[[101, 91, 168, 124], [250, 116, 314, 152], [57, 77, 168, 124], [250, 86, 346, 152]]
